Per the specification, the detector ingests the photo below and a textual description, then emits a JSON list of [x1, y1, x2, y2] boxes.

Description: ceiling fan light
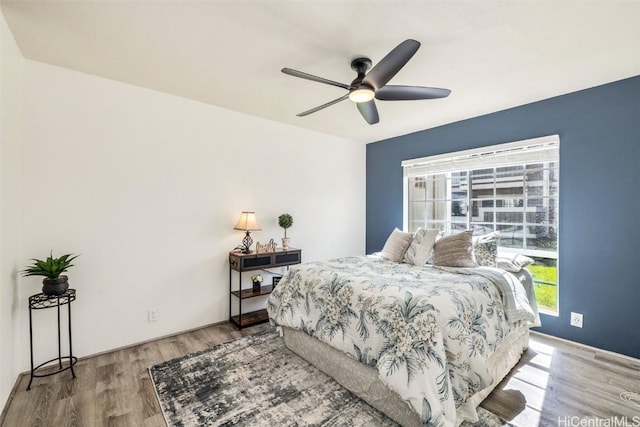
[[349, 87, 375, 103]]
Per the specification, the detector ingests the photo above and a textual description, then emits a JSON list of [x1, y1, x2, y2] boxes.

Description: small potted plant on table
[[22, 251, 79, 296], [278, 213, 294, 249], [251, 274, 263, 292]]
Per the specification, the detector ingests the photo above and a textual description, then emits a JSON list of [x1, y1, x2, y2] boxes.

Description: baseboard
[[13, 319, 231, 379], [530, 330, 640, 364], [0, 372, 25, 427], [77, 319, 231, 362]]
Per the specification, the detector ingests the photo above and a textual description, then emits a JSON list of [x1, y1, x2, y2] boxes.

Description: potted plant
[[278, 213, 293, 249], [22, 251, 79, 296], [251, 274, 263, 292]]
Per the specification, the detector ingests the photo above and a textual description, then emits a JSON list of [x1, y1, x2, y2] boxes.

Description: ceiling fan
[[281, 39, 451, 125]]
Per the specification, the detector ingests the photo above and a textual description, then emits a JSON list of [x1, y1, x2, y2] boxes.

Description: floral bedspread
[[267, 255, 536, 427]]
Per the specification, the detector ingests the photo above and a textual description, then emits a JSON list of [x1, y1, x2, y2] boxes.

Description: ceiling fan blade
[[296, 94, 350, 117], [357, 100, 380, 125], [362, 39, 420, 89], [375, 85, 451, 100], [282, 68, 352, 90]]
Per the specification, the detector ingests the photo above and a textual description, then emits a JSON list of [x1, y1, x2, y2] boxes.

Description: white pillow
[[380, 228, 413, 262], [496, 251, 535, 272], [404, 228, 440, 266]]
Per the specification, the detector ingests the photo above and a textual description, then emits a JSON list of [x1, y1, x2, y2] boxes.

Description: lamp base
[[240, 230, 253, 253]]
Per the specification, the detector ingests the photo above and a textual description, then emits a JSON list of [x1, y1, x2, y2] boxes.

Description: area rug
[[149, 330, 513, 427]]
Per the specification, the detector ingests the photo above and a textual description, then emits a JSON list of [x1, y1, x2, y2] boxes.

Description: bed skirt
[[282, 325, 529, 427]]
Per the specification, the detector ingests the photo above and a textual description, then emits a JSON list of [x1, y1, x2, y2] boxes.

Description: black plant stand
[[27, 289, 77, 390]]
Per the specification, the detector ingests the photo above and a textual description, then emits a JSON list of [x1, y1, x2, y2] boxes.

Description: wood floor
[[1, 323, 638, 427], [483, 333, 640, 426]]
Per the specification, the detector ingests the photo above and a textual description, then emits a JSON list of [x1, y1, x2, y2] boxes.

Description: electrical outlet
[[570, 312, 583, 328], [148, 308, 159, 322]]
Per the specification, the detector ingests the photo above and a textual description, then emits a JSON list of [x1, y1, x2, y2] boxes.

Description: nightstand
[[228, 248, 301, 329]]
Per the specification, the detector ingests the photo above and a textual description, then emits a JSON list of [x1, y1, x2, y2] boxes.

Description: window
[[403, 135, 559, 313]]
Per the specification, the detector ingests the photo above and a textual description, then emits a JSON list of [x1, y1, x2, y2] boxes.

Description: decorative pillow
[[425, 232, 443, 264], [496, 252, 535, 273], [404, 228, 440, 266], [432, 230, 478, 268], [380, 228, 413, 262], [473, 231, 501, 267]]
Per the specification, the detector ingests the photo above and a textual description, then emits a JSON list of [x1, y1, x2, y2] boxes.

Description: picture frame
[[272, 276, 282, 288]]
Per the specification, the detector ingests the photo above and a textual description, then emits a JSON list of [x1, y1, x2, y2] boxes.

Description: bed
[[266, 253, 539, 427]]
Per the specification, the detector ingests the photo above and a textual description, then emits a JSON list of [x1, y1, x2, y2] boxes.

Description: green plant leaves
[[21, 251, 79, 279], [278, 213, 293, 229]]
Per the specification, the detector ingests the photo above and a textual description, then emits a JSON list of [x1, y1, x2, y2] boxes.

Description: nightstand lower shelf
[[230, 309, 269, 328], [231, 285, 273, 299]]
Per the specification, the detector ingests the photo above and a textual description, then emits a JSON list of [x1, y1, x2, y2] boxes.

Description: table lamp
[[233, 211, 261, 253]]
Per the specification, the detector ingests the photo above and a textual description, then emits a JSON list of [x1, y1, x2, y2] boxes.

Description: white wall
[[0, 10, 24, 411], [18, 60, 365, 370]]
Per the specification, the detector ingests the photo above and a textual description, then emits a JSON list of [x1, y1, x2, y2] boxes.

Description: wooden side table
[[27, 289, 77, 390], [229, 248, 302, 329]]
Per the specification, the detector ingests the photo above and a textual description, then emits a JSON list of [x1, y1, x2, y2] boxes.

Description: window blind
[[402, 135, 559, 178]]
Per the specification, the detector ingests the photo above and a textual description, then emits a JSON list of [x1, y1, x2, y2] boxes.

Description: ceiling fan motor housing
[[351, 57, 372, 85], [350, 57, 375, 99]]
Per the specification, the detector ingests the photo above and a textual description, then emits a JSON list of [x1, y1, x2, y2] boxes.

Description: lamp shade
[[233, 211, 261, 231]]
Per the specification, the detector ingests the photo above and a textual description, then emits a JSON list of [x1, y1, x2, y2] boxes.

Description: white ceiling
[[2, 1, 639, 143]]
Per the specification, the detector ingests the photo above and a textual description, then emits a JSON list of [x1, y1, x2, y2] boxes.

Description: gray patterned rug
[[149, 329, 513, 427]]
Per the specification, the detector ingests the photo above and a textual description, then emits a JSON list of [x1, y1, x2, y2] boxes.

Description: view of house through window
[[403, 136, 559, 313]]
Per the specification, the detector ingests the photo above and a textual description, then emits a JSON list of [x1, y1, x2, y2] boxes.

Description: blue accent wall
[[366, 75, 640, 359]]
